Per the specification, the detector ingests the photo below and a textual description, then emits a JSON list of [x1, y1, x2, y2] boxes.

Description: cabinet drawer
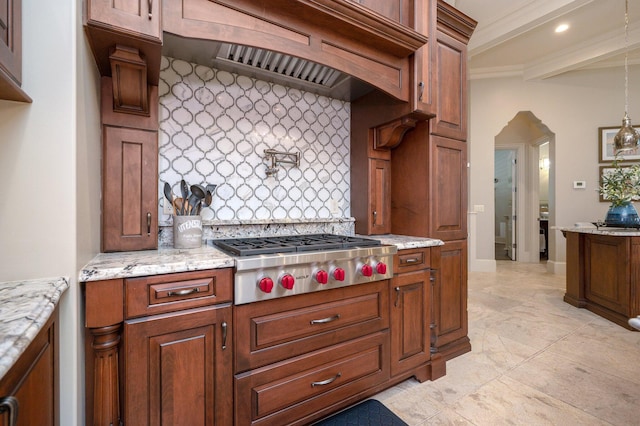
[[235, 281, 389, 372], [125, 269, 233, 318], [235, 331, 389, 426], [395, 247, 431, 273]]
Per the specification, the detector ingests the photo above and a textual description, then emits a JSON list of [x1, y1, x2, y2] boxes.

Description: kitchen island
[[563, 227, 640, 330]]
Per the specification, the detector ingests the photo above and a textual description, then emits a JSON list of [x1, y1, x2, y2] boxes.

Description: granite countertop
[[80, 234, 443, 282], [561, 226, 640, 237], [79, 244, 235, 282], [374, 234, 444, 250], [0, 277, 69, 381]]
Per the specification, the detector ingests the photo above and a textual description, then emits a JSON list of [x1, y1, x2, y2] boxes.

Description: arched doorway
[[494, 111, 555, 263]]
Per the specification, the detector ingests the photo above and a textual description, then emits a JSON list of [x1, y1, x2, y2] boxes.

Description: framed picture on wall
[[598, 165, 640, 202], [599, 126, 640, 162]]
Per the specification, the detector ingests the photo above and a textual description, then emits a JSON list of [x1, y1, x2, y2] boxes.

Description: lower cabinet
[[0, 309, 58, 426], [432, 240, 470, 359], [84, 269, 233, 426], [390, 248, 432, 379], [124, 305, 233, 426]]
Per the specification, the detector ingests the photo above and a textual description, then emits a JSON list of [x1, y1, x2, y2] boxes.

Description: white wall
[[0, 1, 101, 424], [468, 66, 639, 273]]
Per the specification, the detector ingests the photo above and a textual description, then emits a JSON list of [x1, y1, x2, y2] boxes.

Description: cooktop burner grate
[[210, 234, 381, 256]]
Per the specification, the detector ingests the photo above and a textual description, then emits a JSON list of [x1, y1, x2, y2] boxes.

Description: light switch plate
[[573, 181, 586, 189], [163, 199, 173, 215]]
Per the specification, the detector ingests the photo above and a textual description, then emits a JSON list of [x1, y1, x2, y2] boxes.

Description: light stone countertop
[[561, 226, 640, 237], [373, 234, 444, 250], [0, 277, 69, 381], [79, 244, 235, 282], [80, 234, 444, 283]]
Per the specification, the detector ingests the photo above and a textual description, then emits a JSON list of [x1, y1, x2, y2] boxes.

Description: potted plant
[[599, 156, 640, 227]]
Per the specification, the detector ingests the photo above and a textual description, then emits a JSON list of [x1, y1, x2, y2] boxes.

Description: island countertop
[[561, 226, 640, 237], [0, 277, 69, 381]]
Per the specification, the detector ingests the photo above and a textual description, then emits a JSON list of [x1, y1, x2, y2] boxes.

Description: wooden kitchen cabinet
[[84, 0, 162, 85], [84, 268, 233, 426], [390, 248, 432, 379], [234, 281, 391, 425], [432, 2, 475, 141], [348, 0, 414, 27], [432, 240, 470, 359], [124, 304, 233, 426], [100, 77, 159, 252], [410, 0, 436, 117], [0, 0, 30, 102], [390, 122, 467, 242], [102, 125, 158, 252], [0, 309, 58, 426]]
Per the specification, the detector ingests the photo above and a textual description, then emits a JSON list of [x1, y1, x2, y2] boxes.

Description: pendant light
[[614, 0, 640, 153]]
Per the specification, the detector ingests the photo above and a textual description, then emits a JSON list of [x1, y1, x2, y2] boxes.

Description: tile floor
[[373, 261, 640, 425]]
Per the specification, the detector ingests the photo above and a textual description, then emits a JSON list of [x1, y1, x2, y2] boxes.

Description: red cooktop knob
[[316, 270, 329, 284], [361, 264, 373, 277], [281, 274, 295, 290], [258, 277, 274, 293], [376, 262, 387, 274], [333, 268, 346, 281]]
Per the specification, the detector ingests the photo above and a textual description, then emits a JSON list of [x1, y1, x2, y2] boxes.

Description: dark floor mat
[[314, 399, 408, 426]]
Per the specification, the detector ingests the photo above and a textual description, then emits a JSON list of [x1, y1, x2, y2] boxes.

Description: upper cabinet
[[0, 0, 30, 102], [431, 1, 476, 140], [84, 0, 162, 85]]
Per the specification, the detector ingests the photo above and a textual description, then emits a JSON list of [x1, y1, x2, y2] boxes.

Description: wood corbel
[[373, 117, 419, 150]]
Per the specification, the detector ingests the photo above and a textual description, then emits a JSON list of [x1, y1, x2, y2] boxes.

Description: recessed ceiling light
[[555, 23, 569, 33]]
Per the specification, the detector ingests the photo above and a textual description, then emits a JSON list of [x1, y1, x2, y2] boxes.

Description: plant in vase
[[599, 156, 640, 227]]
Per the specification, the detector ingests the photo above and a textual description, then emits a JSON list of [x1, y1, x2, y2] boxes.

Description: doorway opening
[[494, 111, 555, 263], [494, 149, 517, 260]]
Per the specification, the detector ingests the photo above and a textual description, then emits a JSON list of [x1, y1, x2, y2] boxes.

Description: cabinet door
[[124, 305, 233, 426], [86, 0, 161, 41], [370, 158, 391, 234], [411, 0, 435, 116], [584, 235, 631, 315], [430, 135, 467, 241], [102, 126, 158, 252], [432, 30, 468, 140], [390, 269, 431, 377], [0, 313, 57, 426], [0, 0, 21, 84], [433, 240, 470, 359]]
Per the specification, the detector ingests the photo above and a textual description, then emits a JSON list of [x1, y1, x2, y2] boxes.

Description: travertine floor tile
[[375, 262, 640, 426]]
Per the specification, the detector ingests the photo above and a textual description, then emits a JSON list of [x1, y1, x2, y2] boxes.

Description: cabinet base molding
[[435, 336, 471, 362]]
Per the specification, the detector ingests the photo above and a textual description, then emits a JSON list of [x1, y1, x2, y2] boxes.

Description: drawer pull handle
[[147, 212, 152, 235], [394, 286, 401, 307], [0, 396, 18, 426], [221, 321, 228, 350], [148, 0, 153, 19], [418, 81, 425, 101], [167, 288, 200, 297], [311, 372, 341, 387], [310, 314, 340, 325], [404, 257, 419, 264]]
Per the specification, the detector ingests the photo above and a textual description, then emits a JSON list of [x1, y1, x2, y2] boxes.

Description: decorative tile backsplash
[[158, 57, 351, 223]]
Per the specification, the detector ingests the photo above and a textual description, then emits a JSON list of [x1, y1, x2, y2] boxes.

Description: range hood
[[162, 33, 374, 101]]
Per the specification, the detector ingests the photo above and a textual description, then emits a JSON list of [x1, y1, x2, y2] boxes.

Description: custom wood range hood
[[86, 0, 429, 103]]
